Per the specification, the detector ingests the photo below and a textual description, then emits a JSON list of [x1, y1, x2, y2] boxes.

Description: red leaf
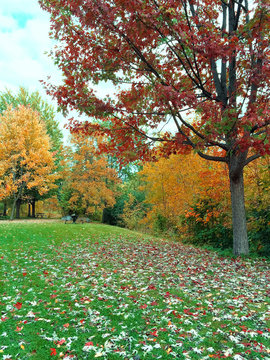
[[85, 341, 94, 346], [57, 339, 65, 345], [50, 348, 57, 356], [14, 302, 22, 310]]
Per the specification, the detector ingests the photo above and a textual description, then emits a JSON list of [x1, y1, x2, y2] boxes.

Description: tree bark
[[229, 160, 249, 256], [28, 203, 31, 217], [102, 208, 106, 223], [31, 199, 36, 218], [3, 201, 7, 216], [10, 194, 17, 220], [16, 199, 21, 219]]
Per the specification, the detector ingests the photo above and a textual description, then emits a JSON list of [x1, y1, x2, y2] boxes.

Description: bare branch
[[251, 121, 270, 133], [245, 153, 261, 165], [197, 151, 227, 162], [235, 0, 245, 29], [112, 114, 171, 143], [210, 59, 224, 102], [176, 111, 229, 151]]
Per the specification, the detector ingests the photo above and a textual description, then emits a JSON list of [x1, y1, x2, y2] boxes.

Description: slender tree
[[39, 0, 269, 254], [59, 134, 119, 216]]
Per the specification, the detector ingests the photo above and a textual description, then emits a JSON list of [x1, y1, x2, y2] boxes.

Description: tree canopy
[[0, 105, 58, 219], [0, 87, 63, 153], [39, 0, 270, 254], [59, 134, 119, 216]]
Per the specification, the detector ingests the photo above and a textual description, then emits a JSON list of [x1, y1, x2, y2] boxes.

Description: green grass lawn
[[0, 221, 269, 360]]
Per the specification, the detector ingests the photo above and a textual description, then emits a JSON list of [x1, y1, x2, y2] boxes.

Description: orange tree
[[59, 134, 119, 217], [0, 106, 58, 219], [140, 153, 230, 240], [140, 152, 269, 251], [40, 0, 269, 254], [244, 156, 270, 254]]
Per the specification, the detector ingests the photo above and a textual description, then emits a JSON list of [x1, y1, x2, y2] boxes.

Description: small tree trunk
[[229, 167, 249, 256], [16, 199, 21, 219], [10, 195, 17, 220], [102, 208, 106, 223], [28, 203, 31, 217], [31, 199, 36, 218], [3, 201, 7, 216]]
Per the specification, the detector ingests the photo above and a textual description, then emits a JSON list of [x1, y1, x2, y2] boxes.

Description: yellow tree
[[0, 105, 58, 219], [243, 156, 270, 252], [60, 134, 119, 216], [140, 152, 230, 230], [244, 156, 270, 208]]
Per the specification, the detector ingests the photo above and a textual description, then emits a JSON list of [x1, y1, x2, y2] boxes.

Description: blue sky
[[0, 1, 113, 137], [0, 0, 59, 92], [0, 0, 70, 134]]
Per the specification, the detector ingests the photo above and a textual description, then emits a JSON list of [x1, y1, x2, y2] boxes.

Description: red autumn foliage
[[39, 0, 269, 255]]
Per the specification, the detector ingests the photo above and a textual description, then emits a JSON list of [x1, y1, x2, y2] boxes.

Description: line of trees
[[0, 87, 268, 256], [0, 88, 120, 220], [104, 152, 269, 255]]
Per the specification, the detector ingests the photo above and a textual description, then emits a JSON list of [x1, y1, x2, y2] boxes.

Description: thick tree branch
[[210, 60, 224, 102], [221, 2, 228, 104]]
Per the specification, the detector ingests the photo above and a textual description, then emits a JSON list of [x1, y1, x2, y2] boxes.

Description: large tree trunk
[[16, 199, 21, 219], [228, 155, 249, 256], [10, 183, 24, 220]]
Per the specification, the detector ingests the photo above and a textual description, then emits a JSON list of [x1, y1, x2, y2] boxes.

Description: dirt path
[[0, 218, 61, 224]]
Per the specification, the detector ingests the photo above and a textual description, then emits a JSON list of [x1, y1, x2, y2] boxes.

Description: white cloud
[[0, 1, 114, 142], [1, 0, 42, 17], [0, 1, 68, 136], [0, 4, 60, 91], [0, 12, 17, 31]]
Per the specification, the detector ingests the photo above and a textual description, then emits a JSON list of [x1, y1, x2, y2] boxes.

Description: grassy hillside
[[0, 222, 269, 359]]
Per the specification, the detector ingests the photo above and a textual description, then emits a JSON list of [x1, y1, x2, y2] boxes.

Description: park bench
[[78, 217, 91, 223], [36, 213, 45, 218], [62, 215, 74, 223], [61, 215, 90, 224]]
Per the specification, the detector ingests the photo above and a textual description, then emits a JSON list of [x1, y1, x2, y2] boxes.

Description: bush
[[248, 206, 270, 256], [150, 212, 179, 238], [102, 194, 127, 226], [183, 200, 233, 249], [153, 213, 169, 233]]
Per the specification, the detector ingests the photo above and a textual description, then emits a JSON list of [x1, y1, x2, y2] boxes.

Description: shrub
[[183, 200, 233, 249], [248, 206, 270, 256]]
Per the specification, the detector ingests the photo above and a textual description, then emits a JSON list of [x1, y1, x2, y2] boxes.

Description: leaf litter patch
[[0, 234, 269, 359]]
